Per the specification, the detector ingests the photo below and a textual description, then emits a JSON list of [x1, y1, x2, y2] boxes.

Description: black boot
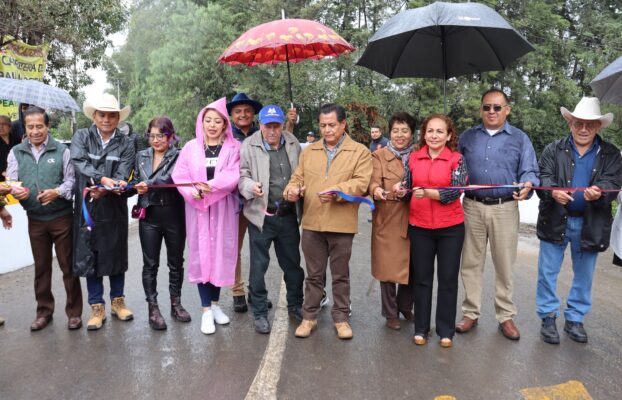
[[233, 295, 248, 313], [540, 314, 560, 344], [148, 303, 167, 330], [170, 296, 191, 322]]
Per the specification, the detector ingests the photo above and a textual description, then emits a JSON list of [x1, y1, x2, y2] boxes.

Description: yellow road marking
[[520, 380, 592, 399], [433, 396, 457, 400]]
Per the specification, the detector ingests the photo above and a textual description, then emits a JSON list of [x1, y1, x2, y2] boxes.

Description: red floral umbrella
[[219, 19, 354, 106]]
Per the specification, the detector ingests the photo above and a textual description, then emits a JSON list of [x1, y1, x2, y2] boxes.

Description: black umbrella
[[590, 55, 622, 105], [357, 1, 535, 112]]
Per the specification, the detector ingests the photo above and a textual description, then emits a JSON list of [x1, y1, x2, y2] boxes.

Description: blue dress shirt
[[458, 122, 540, 198]]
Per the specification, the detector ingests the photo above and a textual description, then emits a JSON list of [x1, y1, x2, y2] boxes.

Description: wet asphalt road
[[1, 214, 621, 400]]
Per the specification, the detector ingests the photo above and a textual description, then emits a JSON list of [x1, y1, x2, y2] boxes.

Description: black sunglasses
[[482, 104, 508, 112]]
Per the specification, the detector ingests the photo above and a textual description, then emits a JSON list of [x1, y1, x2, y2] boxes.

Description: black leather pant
[[139, 205, 186, 303]]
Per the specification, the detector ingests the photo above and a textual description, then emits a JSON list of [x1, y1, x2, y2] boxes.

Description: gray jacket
[[239, 130, 301, 231]]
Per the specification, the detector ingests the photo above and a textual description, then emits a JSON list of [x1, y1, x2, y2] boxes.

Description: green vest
[[13, 136, 73, 221]]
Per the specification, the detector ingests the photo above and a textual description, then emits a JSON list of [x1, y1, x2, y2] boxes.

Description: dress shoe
[[399, 309, 414, 321], [288, 307, 303, 322], [233, 295, 248, 313], [413, 334, 427, 345], [440, 338, 453, 348], [540, 315, 560, 344], [111, 296, 134, 321], [385, 318, 400, 330], [68, 317, 83, 330], [455, 316, 478, 333], [254, 316, 271, 334], [30, 315, 52, 331], [201, 310, 215, 335], [211, 304, 230, 325], [295, 319, 317, 338], [170, 296, 191, 322], [87, 304, 106, 330], [564, 321, 588, 343], [148, 303, 167, 330], [335, 321, 353, 339], [498, 319, 520, 340]]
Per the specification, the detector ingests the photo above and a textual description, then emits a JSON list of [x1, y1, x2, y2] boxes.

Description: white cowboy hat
[[560, 97, 613, 128], [83, 94, 131, 122]]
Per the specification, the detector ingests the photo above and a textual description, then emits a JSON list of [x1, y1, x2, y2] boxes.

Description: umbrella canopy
[[0, 77, 80, 112], [356, 1, 534, 110], [219, 18, 354, 105], [219, 19, 354, 66], [590, 55, 622, 105]]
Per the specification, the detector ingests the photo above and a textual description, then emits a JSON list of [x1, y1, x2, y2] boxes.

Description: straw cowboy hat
[[83, 94, 131, 122], [560, 97, 613, 129]]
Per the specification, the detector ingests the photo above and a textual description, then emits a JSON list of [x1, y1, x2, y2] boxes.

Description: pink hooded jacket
[[172, 97, 240, 286]]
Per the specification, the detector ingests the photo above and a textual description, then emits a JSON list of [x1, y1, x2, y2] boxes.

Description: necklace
[[205, 144, 220, 156]]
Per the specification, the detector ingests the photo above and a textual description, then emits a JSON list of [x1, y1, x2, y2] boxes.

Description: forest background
[[2, 0, 622, 155]]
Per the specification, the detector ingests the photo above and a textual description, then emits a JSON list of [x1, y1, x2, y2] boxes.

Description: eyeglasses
[[148, 133, 167, 141], [482, 104, 508, 112], [571, 120, 600, 130]]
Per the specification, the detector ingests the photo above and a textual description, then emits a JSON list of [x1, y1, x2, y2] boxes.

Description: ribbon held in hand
[[318, 190, 375, 211]]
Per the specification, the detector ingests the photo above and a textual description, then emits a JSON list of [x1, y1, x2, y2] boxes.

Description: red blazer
[[408, 145, 464, 229]]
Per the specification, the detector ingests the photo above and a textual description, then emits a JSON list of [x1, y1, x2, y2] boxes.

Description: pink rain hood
[[172, 97, 241, 285]]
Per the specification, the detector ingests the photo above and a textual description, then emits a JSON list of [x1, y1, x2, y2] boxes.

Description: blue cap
[[258, 105, 285, 125]]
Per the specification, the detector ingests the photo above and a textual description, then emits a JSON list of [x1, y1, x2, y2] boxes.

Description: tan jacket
[[284, 134, 372, 234], [369, 147, 410, 284]]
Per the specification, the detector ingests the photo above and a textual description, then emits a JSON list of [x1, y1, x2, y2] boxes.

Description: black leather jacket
[[536, 135, 622, 252], [133, 146, 184, 208]]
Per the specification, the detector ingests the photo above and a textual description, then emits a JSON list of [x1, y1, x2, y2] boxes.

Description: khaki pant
[[301, 229, 354, 323], [232, 213, 249, 296], [460, 198, 518, 323]]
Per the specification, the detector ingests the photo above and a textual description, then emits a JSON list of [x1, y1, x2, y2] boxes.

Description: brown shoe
[[335, 322, 353, 340], [499, 319, 520, 340], [295, 319, 317, 338], [171, 296, 191, 322], [455, 316, 478, 333], [68, 317, 82, 330], [30, 315, 52, 331], [413, 334, 427, 345], [148, 303, 167, 330], [440, 338, 453, 348], [386, 318, 400, 330]]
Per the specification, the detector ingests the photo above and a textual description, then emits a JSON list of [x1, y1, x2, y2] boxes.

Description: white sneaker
[[211, 304, 230, 325], [201, 310, 215, 334], [320, 291, 330, 309]]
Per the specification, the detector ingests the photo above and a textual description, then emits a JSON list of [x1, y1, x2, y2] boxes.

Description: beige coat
[[369, 147, 410, 284], [284, 134, 372, 234]]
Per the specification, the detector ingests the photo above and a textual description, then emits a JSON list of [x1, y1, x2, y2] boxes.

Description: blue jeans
[[86, 274, 125, 305], [197, 282, 221, 307], [536, 217, 598, 322]]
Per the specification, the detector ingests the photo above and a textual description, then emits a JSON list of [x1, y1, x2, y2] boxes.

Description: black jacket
[[132, 146, 184, 209], [536, 135, 622, 252], [70, 124, 136, 277]]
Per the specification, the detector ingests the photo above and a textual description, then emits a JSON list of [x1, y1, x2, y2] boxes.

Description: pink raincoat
[[172, 97, 240, 286]]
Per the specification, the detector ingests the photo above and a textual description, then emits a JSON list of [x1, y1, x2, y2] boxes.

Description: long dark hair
[[417, 113, 458, 151]]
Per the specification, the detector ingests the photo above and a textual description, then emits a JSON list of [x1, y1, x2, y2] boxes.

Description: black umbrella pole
[[285, 46, 294, 108]]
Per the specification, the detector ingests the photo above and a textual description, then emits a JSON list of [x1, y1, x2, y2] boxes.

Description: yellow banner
[[0, 36, 49, 120]]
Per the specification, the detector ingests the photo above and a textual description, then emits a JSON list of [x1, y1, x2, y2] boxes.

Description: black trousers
[[248, 213, 304, 318], [409, 223, 464, 338], [139, 205, 186, 303]]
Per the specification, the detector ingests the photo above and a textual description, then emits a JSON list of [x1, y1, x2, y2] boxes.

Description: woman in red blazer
[[406, 114, 467, 348]]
